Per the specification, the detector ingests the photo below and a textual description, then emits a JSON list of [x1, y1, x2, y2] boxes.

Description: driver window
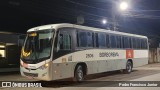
[[58, 33, 71, 51], [53, 29, 72, 60]]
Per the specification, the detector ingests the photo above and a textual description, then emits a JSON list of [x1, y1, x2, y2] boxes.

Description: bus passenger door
[[55, 31, 72, 58], [53, 29, 73, 79]]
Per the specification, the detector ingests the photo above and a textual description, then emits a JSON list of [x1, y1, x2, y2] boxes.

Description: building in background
[[0, 31, 26, 72]]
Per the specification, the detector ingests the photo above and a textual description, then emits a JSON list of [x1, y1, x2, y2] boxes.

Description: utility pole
[[112, 1, 118, 31], [112, 0, 129, 31]]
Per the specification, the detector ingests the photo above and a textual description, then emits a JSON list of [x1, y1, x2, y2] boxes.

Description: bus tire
[[74, 65, 84, 82], [123, 61, 132, 74]]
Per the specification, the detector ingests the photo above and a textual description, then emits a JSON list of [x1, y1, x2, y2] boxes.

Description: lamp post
[[113, 0, 129, 31]]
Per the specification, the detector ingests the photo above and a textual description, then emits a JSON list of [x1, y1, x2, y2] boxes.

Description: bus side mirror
[[18, 40, 24, 47], [18, 35, 26, 47]]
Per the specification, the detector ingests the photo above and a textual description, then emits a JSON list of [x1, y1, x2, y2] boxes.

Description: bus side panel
[[51, 59, 127, 80], [52, 54, 76, 80], [72, 49, 127, 74], [86, 59, 127, 75], [133, 50, 148, 67], [51, 63, 72, 80], [51, 49, 148, 80], [132, 58, 148, 68]]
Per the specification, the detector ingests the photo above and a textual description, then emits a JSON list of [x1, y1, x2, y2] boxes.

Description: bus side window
[[141, 39, 143, 49], [132, 38, 136, 49], [136, 38, 140, 49], [124, 37, 129, 49], [129, 37, 132, 49], [121, 36, 124, 48], [110, 35, 116, 48], [95, 33, 98, 47], [77, 31, 94, 48], [98, 33, 106, 48], [59, 34, 71, 50], [87, 32, 93, 47], [77, 31, 87, 47], [144, 39, 148, 49], [141, 39, 147, 49], [106, 34, 110, 48], [116, 36, 121, 48]]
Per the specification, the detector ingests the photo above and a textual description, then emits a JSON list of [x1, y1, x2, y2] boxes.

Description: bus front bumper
[[20, 66, 51, 81]]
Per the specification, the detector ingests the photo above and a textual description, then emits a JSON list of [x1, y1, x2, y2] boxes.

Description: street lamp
[[119, 1, 128, 11], [102, 19, 107, 24], [113, 1, 129, 31]]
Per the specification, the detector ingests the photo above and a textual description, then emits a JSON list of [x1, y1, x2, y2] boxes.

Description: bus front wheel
[[74, 65, 84, 82]]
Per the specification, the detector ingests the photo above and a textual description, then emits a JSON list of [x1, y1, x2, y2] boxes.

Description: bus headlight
[[20, 60, 23, 67], [45, 63, 49, 67], [39, 63, 49, 70]]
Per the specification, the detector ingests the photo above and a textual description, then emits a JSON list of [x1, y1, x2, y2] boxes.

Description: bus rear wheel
[[123, 61, 132, 74], [74, 65, 84, 82]]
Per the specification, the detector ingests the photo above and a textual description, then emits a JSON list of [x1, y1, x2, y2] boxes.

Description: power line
[[65, 0, 110, 11], [22, 0, 112, 24], [129, 10, 160, 12], [123, 12, 160, 19]]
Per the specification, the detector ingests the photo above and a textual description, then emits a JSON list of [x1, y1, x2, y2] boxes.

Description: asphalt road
[[1, 63, 160, 90]]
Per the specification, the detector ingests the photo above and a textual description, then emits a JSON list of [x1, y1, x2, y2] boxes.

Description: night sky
[[1, 0, 160, 39]]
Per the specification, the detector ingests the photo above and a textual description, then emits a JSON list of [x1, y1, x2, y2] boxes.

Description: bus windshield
[[21, 29, 54, 63]]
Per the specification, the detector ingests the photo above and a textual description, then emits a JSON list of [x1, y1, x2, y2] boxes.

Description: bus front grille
[[23, 72, 38, 77]]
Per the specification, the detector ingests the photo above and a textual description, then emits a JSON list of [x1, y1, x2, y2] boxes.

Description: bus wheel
[[123, 61, 132, 74], [74, 65, 84, 82]]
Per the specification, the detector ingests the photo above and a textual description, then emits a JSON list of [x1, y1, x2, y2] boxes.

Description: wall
[[149, 48, 160, 63]]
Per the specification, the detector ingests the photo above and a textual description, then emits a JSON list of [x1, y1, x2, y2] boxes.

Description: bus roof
[[27, 23, 147, 39]]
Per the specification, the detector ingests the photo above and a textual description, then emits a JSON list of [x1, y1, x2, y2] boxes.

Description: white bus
[[20, 23, 149, 81]]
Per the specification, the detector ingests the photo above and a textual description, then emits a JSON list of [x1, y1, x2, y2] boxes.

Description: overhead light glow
[[102, 19, 107, 24], [120, 1, 128, 11]]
